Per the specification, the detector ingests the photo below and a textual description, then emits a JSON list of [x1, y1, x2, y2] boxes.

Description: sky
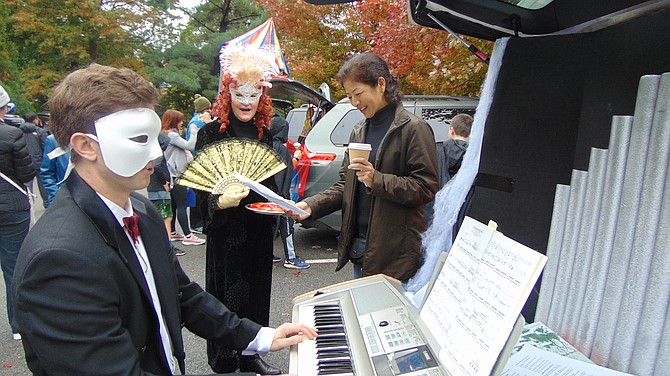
[[171, 0, 205, 26], [178, 0, 204, 9]]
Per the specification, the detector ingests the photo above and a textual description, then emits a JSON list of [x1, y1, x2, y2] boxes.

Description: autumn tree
[[176, 0, 263, 34], [145, 0, 267, 114], [352, 0, 491, 96], [2, 0, 176, 111], [256, 0, 367, 100], [256, 0, 492, 99]]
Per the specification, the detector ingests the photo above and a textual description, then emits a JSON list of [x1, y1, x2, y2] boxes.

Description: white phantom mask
[[230, 83, 263, 105], [88, 108, 162, 177]]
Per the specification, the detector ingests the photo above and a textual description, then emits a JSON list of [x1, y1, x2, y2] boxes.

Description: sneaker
[[12, 333, 21, 340], [284, 257, 310, 269], [190, 227, 203, 234], [170, 232, 184, 241], [272, 255, 282, 263], [173, 246, 186, 256], [182, 233, 205, 246]]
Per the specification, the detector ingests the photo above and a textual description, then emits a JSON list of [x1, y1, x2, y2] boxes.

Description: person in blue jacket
[[39, 134, 70, 207]]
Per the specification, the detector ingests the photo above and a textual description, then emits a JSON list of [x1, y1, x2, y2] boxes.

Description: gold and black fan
[[174, 139, 285, 194]]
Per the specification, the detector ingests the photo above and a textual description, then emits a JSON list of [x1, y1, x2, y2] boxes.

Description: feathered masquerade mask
[[220, 45, 279, 90]]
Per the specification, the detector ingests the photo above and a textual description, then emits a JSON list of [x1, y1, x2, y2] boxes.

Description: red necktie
[[123, 213, 140, 244]]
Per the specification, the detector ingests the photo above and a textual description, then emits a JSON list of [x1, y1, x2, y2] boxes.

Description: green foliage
[[145, 0, 267, 114], [2, 0, 173, 112], [3, 0, 491, 115]]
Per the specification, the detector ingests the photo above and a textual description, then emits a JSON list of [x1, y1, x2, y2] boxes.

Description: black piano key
[[318, 365, 354, 372], [316, 337, 348, 343], [316, 340, 349, 347], [316, 356, 351, 367], [317, 341, 348, 346], [316, 325, 344, 331], [314, 306, 341, 312], [317, 348, 350, 354], [316, 336, 347, 343], [317, 329, 346, 335], [314, 317, 344, 323], [318, 365, 353, 371], [317, 353, 350, 359], [318, 370, 354, 376], [316, 346, 349, 352], [319, 365, 353, 370]]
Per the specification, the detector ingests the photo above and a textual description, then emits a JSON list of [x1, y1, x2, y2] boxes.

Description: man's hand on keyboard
[[270, 323, 318, 351]]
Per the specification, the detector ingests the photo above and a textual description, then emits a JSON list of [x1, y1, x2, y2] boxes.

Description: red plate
[[245, 202, 285, 215]]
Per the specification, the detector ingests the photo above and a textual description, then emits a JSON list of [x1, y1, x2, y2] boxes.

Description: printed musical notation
[[420, 217, 547, 376]]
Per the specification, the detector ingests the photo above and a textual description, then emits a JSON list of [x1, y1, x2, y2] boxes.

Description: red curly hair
[[211, 71, 274, 140]]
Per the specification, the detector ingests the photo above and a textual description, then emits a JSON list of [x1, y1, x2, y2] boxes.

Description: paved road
[[0, 188, 349, 375]]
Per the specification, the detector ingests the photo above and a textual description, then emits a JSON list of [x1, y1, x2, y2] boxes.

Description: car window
[[286, 109, 306, 141], [501, 0, 553, 10], [330, 109, 365, 146], [328, 105, 476, 145], [420, 108, 476, 143]]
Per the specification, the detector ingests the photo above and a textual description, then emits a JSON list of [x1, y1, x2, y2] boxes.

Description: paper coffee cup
[[348, 143, 372, 164]]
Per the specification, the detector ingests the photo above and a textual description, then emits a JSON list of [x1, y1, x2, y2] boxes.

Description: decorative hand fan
[[174, 139, 286, 194]]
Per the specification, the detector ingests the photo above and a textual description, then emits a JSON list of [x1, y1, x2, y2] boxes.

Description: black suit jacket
[[12, 171, 260, 375]]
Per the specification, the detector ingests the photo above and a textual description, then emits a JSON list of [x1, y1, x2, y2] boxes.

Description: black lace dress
[[194, 115, 277, 373]]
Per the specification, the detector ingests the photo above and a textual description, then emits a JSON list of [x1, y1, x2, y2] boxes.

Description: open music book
[[421, 216, 548, 376]]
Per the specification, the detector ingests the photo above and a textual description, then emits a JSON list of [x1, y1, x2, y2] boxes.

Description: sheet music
[[420, 217, 547, 376], [502, 345, 633, 376]]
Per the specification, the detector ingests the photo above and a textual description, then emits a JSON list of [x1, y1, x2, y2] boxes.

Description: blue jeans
[[353, 263, 362, 279], [0, 210, 30, 333], [277, 216, 297, 260], [170, 185, 191, 237]]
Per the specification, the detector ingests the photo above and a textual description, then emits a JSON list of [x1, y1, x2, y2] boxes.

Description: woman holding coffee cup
[[290, 52, 439, 281]]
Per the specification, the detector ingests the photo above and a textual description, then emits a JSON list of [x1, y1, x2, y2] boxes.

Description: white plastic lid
[[348, 142, 372, 150]]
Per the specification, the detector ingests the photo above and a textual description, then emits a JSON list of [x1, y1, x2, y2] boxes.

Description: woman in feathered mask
[[194, 45, 282, 375]]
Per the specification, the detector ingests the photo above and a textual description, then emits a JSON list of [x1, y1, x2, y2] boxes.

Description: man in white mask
[[11, 64, 315, 376]]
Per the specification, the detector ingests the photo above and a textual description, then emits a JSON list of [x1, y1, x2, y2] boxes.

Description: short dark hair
[[48, 64, 160, 149], [23, 112, 38, 122], [335, 52, 403, 105], [451, 113, 473, 138]]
